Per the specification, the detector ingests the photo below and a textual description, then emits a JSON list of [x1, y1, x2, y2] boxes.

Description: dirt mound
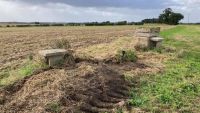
[[0, 53, 163, 113], [0, 61, 133, 113]]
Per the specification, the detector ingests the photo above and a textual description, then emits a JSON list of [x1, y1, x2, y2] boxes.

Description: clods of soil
[[0, 58, 162, 113]]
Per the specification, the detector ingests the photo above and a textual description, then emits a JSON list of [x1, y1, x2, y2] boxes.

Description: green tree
[[159, 8, 184, 25]]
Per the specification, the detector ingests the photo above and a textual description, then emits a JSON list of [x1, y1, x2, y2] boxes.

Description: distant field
[[0, 26, 136, 72], [0, 25, 199, 113]]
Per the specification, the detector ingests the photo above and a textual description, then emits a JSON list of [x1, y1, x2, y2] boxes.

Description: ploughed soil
[[0, 26, 135, 72], [0, 26, 168, 113], [0, 58, 162, 113]]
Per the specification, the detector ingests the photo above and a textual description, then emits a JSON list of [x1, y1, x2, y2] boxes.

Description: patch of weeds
[[135, 44, 166, 54], [45, 102, 61, 113], [116, 108, 123, 113], [134, 44, 149, 52], [116, 49, 137, 63], [0, 71, 10, 80], [28, 53, 34, 61], [129, 88, 148, 107], [151, 47, 163, 54], [123, 72, 134, 82], [164, 46, 176, 53], [158, 91, 174, 104], [50, 38, 71, 49], [129, 93, 148, 107], [18, 59, 48, 77], [180, 83, 198, 93], [18, 63, 36, 76], [177, 49, 187, 58], [0, 59, 48, 86]]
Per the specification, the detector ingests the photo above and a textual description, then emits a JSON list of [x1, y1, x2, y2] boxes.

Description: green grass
[[129, 25, 200, 112], [45, 102, 61, 113], [0, 59, 48, 87], [116, 49, 137, 63]]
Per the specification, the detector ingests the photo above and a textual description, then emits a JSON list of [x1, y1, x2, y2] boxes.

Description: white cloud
[[0, 0, 199, 23], [168, 0, 200, 23], [0, 0, 159, 22]]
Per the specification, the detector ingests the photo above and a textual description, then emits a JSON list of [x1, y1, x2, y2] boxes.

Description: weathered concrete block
[[135, 27, 163, 49], [136, 32, 159, 38], [137, 37, 151, 47], [135, 27, 160, 33], [39, 49, 67, 67], [150, 37, 163, 42], [150, 37, 163, 48]]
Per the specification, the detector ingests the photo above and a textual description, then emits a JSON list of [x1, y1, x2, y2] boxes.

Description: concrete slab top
[[135, 27, 161, 33], [136, 32, 159, 38], [39, 49, 67, 57], [150, 37, 163, 42]]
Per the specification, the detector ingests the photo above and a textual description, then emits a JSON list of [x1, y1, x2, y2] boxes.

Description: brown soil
[[0, 57, 163, 113], [0, 26, 135, 72], [0, 26, 168, 113]]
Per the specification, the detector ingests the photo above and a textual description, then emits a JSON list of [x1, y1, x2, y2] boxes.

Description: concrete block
[[48, 55, 64, 67], [135, 27, 162, 49], [39, 49, 67, 57], [150, 37, 163, 48], [150, 37, 163, 42], [136, 32, 159, 37], [39, 49, 67, 67], [135, 28, 151, 33], [135, 27, 160, 33], [137, 37, 151, 47]]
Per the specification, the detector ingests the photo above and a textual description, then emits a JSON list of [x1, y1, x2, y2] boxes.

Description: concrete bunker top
[[39, 49, 67, 57], [150, 37, 163, 42], [135, 27, 161, 33]]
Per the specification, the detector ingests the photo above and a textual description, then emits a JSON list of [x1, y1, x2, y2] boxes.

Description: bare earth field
[[0, 26, 136, 72], [0, 25, 180, 113]]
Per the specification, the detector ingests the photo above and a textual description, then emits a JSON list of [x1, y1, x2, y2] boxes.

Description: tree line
[[3, 21, 144, 27], [1, 8, 185, 27], [142, 8, 184, 25]]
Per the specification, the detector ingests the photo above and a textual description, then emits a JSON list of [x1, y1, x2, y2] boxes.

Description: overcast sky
[[0, 0, 199, 23]]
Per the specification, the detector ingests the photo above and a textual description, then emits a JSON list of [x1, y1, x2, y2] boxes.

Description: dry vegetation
[[0, 26, 136, 72], [0, 25, 181, 113]]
